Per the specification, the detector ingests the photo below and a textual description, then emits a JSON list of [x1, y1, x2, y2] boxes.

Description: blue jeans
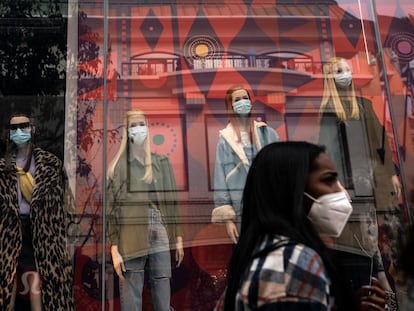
[[119, 208, 172, 311]]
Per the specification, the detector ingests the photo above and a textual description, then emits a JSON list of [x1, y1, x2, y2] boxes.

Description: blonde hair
[[319, 57, 360, 122], [107, 109, 153, 183]]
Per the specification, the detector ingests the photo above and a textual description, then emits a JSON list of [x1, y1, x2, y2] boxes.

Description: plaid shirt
[[215, 235, 334, 311]]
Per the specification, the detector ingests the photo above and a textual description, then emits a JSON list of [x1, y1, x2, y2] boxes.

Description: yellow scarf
[[16, 165, 35, 203]]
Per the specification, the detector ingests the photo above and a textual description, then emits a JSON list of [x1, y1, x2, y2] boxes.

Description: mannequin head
[[8, 114, 35, 149], [127, 111, 149, 147], [107, 109, 153, 183], [225, 85, 253, 117], [224, 85, 257, 144], [323, 57, 353, 90], [320, 57, 359, 122], [5, 113, 35, 171]]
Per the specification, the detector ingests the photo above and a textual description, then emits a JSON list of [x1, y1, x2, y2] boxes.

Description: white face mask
[[334, 71, 353, 89], [128, 125, 148, 146], [304, 191, 353, 237]]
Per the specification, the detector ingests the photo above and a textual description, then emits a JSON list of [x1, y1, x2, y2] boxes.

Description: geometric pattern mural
[[74, 1, 414, 310]]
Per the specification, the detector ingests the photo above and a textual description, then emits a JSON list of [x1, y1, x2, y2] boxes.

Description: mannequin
[[318, 57, 400, 310], [107, 109, 184, 311], [211, 85, 279, 243], [0, 113, 74, 310]]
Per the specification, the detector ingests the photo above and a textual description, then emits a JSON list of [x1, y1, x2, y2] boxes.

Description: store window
[[1, 0, 413, 310]]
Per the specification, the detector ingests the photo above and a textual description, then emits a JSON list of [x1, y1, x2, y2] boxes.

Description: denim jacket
[[211, 121, 279, 224]]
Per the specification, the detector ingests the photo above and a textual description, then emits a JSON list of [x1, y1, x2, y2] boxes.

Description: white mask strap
[[303, 192, 319, 202]]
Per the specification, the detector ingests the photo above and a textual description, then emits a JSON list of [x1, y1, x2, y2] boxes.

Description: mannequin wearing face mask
[[319, 57, 399, 213], [211, 85, 279, 244], [318, 57, 400, 309], [106, 109, 183, 311], [0, 114, 74, 310]]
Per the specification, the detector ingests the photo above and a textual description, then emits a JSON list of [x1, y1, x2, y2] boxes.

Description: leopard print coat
[[0, 148, 74, 310]]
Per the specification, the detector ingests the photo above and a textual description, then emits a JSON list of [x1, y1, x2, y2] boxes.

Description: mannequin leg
[[119, 256, 146, 311], [10, 278, 17, 310], [28, 271, 42, 311]]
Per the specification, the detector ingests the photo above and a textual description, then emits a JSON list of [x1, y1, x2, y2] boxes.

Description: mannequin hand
[[175, 236, 184, 267], [111, 245, 126, 280], [358, 277, 386, 311], [225, 221, 239, 244], [391, 175, 401, 200]]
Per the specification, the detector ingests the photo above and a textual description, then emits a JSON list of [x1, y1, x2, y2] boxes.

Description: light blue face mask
[[232, 99, 252, 115], [10, 129, 31, 147]]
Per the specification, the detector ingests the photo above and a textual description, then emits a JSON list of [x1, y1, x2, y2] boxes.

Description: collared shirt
[[215, 235, 333, 311]]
